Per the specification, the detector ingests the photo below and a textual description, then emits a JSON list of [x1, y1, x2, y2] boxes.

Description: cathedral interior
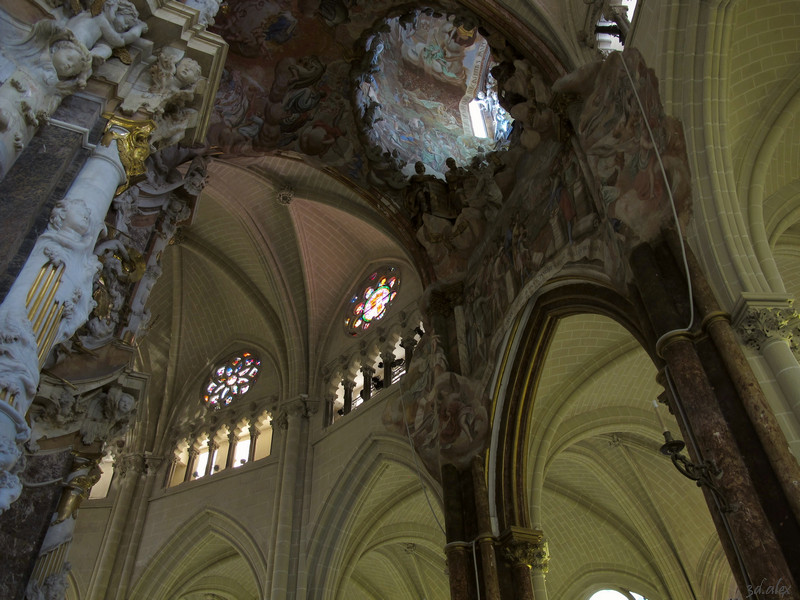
[[0, 0, 799, 599]]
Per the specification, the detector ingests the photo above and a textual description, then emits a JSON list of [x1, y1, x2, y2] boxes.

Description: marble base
[[0, 448, 72, 600], [0, 95, 104, 303]]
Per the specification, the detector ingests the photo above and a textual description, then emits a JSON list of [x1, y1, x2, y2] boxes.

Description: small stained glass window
[[203, 351, 261, 408], [345, 266, 400, 336]]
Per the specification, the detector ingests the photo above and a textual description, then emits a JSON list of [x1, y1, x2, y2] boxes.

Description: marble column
[[630, 242, 798, 595], [342, 379, 355, 415], [360, 364, 375, 401], [500, 527, 549, 600], [247, 421, 260, 463], [670, 240, 800, 524], [472, 456, 501, 600], [26, 454, 102, 599], [0, 115, 150, 513]]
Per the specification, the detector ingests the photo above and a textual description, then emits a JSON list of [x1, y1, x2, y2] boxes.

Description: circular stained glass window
[[203, 351, 261, 409], [345, 267, 400, 336]]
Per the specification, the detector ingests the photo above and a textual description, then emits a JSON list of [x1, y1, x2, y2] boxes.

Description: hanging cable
[[618, 53, 695, 343], [400, 394, 446, 535], [620, 52, 752, 592], [472, 539, 482, 600]]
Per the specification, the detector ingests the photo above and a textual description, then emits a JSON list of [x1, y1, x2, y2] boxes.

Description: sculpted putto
[[66, 0, 148, 66]]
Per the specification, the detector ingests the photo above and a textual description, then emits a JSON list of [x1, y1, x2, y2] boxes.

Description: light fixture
[[653, 398, 729, 511]]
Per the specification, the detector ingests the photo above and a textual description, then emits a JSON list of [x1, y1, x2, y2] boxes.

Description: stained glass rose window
[[345, 267, 400, 336], [204, 351, 261, 408]]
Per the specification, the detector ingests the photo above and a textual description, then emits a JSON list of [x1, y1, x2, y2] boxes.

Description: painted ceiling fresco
[[206, 0, 510, 183], [364, 14, 503, 178]]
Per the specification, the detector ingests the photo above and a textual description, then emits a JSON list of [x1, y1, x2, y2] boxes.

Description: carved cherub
[[66, 0, 148, 66]]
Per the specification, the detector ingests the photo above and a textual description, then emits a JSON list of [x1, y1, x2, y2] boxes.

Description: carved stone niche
[[28, 368, 148, 452], [80, 0, 226, 149]]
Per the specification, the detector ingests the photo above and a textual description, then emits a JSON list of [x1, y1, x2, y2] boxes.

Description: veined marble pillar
[[25, 454, 101, 599], [630, 242, 798, 594], [0, 115, 151, 512]]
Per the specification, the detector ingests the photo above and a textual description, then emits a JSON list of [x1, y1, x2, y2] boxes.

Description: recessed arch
[[489, 279, 652, 531], [128, 508, 267, 600], [488, 279, 733, 598], [305, 434, 446, 600]]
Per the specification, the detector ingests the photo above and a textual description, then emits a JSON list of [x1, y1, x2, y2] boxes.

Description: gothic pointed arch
[[128, 508, 267, 600], [305, 434, 446, 600]]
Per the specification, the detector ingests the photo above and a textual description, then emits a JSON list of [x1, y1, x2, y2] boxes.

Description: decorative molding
[[500, 527, 549, 572], [100, 114, 156, 195], [731, 294, 799, 352], [276, 185, 295, 205]]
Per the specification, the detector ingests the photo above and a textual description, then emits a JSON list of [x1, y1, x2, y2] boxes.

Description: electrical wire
[[618, 54, 695, 341], [471, 539, 481, 600], [620, 52, 752, 592], [400, 394, 446, 535], [665, 368, 752, 593], [20, 476, 64, 487]]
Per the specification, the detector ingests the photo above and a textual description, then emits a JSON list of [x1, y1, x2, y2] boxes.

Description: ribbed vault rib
[[181, 234, 288, 374]]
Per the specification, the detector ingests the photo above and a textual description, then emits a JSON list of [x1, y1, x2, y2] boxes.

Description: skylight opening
[[596, 0, 638, 53]]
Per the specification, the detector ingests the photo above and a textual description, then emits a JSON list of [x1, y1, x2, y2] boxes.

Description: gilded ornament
[[101, 113, 156, 195]]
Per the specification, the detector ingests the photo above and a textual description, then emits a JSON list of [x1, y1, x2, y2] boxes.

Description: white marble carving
[[0, 127, 126, 513], [0, 12, 92, 177], [185, 0, 224, 27], [65, 0, 148, 66]]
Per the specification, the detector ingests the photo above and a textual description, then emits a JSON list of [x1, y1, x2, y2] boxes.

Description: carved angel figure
[[66, 0, 148, 66]]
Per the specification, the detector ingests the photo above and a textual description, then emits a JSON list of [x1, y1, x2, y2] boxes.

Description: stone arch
[[128, 508, 267, 600], [489, 279, 650, 531], [488, 279, 732, 598], [559, 565, 662, 600], [305, 433, 446, 600]]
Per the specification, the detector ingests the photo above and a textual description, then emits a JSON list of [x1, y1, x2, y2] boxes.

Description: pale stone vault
[[0, 1, 799, 600]]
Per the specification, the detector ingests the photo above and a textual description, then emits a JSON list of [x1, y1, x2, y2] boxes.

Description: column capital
[[100, 114, 156, 195], [274, 394, 318, 429], [116, 452, 147, 479], [732, 294, 799, 352], [500, 527, 550, 573]]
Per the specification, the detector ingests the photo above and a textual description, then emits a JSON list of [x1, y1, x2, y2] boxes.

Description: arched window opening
[[589, 590, 641, 600], [595, 0, 637, 52], [203, 351, 261, 409], [344, 266, 400, 336], [88, 453, 115, 499], [233, 435, 250, 467], [329, 321, 425, 425], [251, 413, 273, 461], [166, 413, 273, 488]]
